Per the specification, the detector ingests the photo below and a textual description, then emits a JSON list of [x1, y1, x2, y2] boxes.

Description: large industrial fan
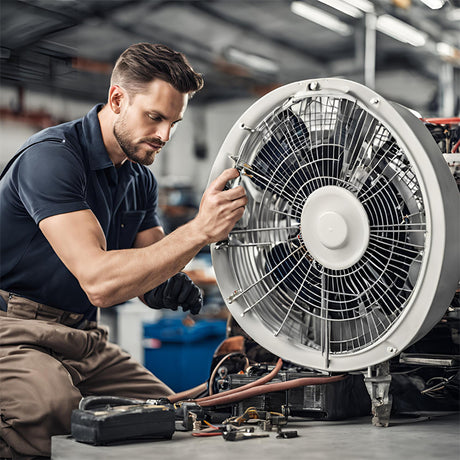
[[208, 78, 460, 375]]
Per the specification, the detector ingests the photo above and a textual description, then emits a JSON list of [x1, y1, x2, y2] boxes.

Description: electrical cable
[[421, 117, 460, 125], [191, 431, 222, 437], [194, 358, 283, 404], [207, 352, 250, 396], [168, 382, 208, 404], [168, 352, 250, 404], [223, 406, 284, 426], [451, 138, 460, 153], [421, 374, 458, 398], [78, 396, 144, 411], [198, 374, 346, 407], [190, 420, 222, 437]]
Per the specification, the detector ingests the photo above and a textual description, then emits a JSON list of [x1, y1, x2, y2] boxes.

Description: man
[[0, 43, 247, 458]]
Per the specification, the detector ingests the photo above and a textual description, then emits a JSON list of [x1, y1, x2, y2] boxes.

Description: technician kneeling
[[0, 43, 247, 459]]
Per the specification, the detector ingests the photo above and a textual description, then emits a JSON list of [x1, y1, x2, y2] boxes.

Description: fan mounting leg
[[364, 361, 392, 427]]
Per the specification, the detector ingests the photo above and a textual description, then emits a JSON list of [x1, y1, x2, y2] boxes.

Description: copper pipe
[[195, 358, 283, 404], [168, 382, 208, 404], [198, 374, 346, 407], [207, 352, 250, 396]]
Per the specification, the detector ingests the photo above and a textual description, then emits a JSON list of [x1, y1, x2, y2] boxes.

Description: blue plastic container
[[143, 318, 227, 392]]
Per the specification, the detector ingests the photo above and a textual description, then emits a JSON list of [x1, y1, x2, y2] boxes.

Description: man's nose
[[156, 122, 172, 142]]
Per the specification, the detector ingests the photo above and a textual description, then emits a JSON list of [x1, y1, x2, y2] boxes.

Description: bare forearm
[[82, 219, 208, 307], [39, 168, 247, 309]]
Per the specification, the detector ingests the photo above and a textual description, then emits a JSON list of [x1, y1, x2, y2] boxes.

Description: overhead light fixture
[[317, 0, 363, 18], [342, 0, 375, 13], [436, 42, 454, 57], [376, 14, 428, 47], [436, 42, 460, 63], [227, 48, 279, 74], [291, 1, 353, 36], [419, 0, 446, 9], [449, 8, 460, 21]]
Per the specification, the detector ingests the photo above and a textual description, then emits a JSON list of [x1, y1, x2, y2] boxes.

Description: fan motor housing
[[209, 78, 460, 372]]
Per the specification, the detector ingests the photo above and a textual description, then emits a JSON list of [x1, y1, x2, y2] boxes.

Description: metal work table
[[52, 413, 459, 460]]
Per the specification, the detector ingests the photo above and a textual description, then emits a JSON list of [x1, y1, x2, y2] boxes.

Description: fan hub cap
[[317, 211, 348, 249], [300, 185, 370, 270]]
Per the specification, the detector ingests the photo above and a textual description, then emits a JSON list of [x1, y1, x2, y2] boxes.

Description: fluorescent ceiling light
[[449, 8, 460, 21], [291, 1, 353, 36], [342, 0, 375, 13], [376, 14, 427, 47], [436, 42, 456, 58], [227, 48, 279, 74], [318, 0, 363, 18], [419, 0, 445, 9]]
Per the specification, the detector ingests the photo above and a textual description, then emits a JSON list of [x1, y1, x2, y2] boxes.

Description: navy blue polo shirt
[[0, 104, 160, 321]]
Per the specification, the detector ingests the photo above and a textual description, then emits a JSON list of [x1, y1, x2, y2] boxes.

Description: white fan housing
[[209, 78, 460, 372]]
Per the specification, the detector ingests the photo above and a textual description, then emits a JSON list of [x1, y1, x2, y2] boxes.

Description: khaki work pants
[[0, 291, 174, 459]]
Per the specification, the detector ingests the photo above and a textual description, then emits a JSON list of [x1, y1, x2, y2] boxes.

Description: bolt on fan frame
[[209, 78, 460, 372]]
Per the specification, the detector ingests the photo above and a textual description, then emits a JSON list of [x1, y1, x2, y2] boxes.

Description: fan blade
[[250, 109, 311, 196]]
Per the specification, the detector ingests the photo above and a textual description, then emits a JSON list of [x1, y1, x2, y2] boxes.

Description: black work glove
[[144, 272, 203, 315]]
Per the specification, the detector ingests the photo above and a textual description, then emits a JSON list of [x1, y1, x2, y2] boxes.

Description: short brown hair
[[110, 43, 204, 96]]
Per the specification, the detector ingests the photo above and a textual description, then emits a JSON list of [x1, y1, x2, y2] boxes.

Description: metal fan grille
[[222, 93, 426, 358]]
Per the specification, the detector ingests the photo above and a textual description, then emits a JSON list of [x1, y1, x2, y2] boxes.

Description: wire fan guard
[[209, 79, 460, 372]]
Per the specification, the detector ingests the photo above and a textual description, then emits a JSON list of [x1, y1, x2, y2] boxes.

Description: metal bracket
[[364, 361, 392, 427], [214, 239, 229, 250]]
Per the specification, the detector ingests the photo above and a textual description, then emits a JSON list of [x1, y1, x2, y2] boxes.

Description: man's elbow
[[81, 280, 114, 309], [88, 293, 113, 309]]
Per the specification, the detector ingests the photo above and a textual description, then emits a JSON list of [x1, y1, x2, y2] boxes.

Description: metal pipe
[[198, 374, 346, 407], [194, 358, 284, 404], [364, 13, 377, 89]]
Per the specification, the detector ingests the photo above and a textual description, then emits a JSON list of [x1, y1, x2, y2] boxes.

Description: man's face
[[113, 79, 188, 166]]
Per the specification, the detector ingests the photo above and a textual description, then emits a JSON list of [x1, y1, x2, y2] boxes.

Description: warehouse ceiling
[[1, 0, 460, 113]]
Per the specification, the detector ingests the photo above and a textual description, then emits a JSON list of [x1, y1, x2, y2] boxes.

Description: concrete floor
[[52, 412, 460, 460]]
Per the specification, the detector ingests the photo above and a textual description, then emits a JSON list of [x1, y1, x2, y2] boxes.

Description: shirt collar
[[82, 104, 114, 171]]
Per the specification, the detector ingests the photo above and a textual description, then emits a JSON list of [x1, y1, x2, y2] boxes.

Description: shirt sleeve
[[138, 167, 161, 232], [16, 141, 90, 224]]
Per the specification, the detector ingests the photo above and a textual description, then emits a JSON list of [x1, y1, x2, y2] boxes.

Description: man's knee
[[1, 391, 80, 457]]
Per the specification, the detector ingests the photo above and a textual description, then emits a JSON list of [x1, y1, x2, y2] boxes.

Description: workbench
[[52, 412, 459, 460]]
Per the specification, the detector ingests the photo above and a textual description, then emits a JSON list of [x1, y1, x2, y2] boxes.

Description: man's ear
[[108, 85, 124, 114]]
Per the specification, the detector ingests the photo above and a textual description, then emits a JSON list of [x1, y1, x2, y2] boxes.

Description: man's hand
[[144, 272, 203, 315], [193, 168, 248, 244], [38, 168, 246, 309]]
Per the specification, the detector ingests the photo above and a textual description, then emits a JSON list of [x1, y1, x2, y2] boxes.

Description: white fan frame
[[209, 78, 460, 372]]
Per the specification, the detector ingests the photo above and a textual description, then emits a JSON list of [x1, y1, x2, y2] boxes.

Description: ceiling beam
[[2, 0, 152, 52], [188, 1, 326, 66]]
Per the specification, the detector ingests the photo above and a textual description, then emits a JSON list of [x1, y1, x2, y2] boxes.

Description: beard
[[113, 119, 164, 166]]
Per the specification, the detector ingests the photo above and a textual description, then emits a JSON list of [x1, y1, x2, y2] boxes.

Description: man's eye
[[148, 114, 161, 122]]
